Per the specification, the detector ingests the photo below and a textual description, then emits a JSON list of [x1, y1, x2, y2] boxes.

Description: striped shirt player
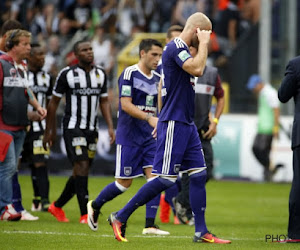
[[21, 43, 53, 212], [44, 41, 115, 223], [108, 14, 231, 244]]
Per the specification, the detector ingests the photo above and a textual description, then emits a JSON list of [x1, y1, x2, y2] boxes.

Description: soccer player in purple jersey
[[87, 39, 169, 236], [108, 12, 231, 244]]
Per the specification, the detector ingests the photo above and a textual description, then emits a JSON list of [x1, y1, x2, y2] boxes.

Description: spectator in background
[[0, 29, 47, 221], [247, 74, 281, 182], [43, 35, 61, 77], [64, 0, 92, 35], [174, 0, 207, 27], [213, 0, 241, 57], [91, 25, 116, 108]]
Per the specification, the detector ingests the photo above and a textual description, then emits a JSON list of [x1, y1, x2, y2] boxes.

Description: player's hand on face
[[196, 28, 211, 45]]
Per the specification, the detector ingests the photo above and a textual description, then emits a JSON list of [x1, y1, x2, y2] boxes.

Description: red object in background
[[0, 131, 13, 162]]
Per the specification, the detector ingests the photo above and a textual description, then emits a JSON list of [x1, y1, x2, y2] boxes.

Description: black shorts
[[63, 128, 98, 163], [22, 131, 50, 163]]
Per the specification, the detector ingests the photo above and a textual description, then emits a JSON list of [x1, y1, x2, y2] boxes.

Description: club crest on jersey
[[146, 95, 154, 106], [121, 85, 131, 96], [124, 167, 132, 176], [174, 164, 181, 174], [178, 50, 190, 62]]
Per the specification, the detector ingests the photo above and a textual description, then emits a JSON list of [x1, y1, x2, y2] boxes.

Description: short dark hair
[[1, 20, 23, 37], [139, 39, 162, 57], [73, 39, 89, 54], [30, 43, 41, 55], [166, 25, 183, 39]]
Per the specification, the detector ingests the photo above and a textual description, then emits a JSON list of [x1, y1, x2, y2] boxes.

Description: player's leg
[[184, 125, 230, 244], [88, 144, 142, 231]]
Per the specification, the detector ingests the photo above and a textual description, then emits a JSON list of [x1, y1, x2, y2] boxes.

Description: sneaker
[[21, 210, 39, 221], [0, 204, 21, 221], [172, 197, 189, 224], [159, 194, 170, 223], [48, 201, 69, 222], [108, 212, 128, 242], [142, 224, 170, 235], [79, 214, 88, 224], [193, 232, 231, 244], [87, 200, 100, 231], [31, 198, 42, 212]]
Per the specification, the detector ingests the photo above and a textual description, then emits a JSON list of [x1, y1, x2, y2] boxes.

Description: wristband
[[213, 117, 219, 124]]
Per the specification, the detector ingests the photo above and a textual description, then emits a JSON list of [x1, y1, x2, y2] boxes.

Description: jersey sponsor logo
[[124, 167, 132, 176], [72, 137, 87, 147], [195, 83, 215, 95], [146, 95, 154, 106], [136, 105, 156, 113], [178, 50, 190, 62], [30, 85, 49, 94], [72, 88, 102, 96], [121, 85, 132, 96], [3, 76, 26, 87]]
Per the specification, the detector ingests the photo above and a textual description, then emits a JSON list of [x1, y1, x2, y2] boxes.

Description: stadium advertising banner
[[213, 114, 293, 182]]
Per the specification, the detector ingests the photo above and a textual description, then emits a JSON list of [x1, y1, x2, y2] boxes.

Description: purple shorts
[[152, 120, 206, 177], [115, 140, 156, 179]]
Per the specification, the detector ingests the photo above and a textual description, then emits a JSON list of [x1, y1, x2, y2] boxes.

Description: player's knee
[[116, 178, 132, 189], [157, 176, 176, 188], [189, 169, 207, 184]]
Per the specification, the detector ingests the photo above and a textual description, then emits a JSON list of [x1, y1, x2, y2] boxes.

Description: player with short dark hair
[[43, 40, 115, 223], [87, 39, 169, 236]]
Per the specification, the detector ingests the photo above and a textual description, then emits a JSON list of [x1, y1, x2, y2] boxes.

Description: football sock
[[74, 175, 88, 215], [93, 181, 126, 210], [189, 170, 208, 235], [55, 176, 75, 208], [145, 193, 160, 227], [12, 172, 24, 212], [35, 165, 49, 202], [31, 165, 39, 197], [164, 184, 178, 214], [117, 177, 174, 223]]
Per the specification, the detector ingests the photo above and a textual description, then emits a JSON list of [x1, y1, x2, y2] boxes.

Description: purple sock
[[117, 177, 174, 223], [165, 184, 179, 214], [12, 172, 24, 212], [93, 181, 125, 210], [146, 193, 160, 220], [189, 170, 208, 236]]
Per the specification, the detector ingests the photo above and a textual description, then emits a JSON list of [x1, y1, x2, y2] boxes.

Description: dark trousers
[[252, 133, 273, 168], [288, 146, 300, 239]]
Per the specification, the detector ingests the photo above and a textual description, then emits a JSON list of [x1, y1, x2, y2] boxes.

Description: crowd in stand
[[0, 0, 261, 111]]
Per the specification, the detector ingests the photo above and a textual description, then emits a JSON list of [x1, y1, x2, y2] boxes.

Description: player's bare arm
[[43, 95, 60, 150], [121, 96, 158, 128], [182, 29, 211, 76], [99, 96, 115, 144]]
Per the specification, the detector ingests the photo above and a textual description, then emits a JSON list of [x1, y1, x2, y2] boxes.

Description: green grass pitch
[[0, 175, 298, 249]]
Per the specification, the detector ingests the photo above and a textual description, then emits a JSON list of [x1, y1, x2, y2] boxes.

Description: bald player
[[107, 12, 231, 244]]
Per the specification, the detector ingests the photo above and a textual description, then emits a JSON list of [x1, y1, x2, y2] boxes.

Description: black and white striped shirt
[[27, 70, 53, 132], [53, 64, 107, 130]]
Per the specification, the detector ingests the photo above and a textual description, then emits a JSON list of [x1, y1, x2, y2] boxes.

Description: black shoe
[[172, 197, 188, 224]]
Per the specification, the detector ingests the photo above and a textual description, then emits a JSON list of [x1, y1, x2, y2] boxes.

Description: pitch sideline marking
[[2, 230, 260, 240]]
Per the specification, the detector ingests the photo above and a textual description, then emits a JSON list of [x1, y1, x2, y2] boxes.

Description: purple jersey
[[116, 64, 160, 146], [159, 37, 195, 124]]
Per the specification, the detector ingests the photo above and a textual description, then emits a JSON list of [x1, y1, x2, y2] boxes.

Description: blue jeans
[[0, 129, 26, 215]]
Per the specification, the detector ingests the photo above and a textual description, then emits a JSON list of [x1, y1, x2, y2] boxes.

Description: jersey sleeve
[[52, 68, 69, 98], [46, 75, 54, 99], [119, 70, 133, 98], [213, 74, 224, 99], [174, 46, 192, 69]]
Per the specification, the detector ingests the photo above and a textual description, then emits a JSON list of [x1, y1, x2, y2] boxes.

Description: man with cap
[[247, 74, 280, 181]]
